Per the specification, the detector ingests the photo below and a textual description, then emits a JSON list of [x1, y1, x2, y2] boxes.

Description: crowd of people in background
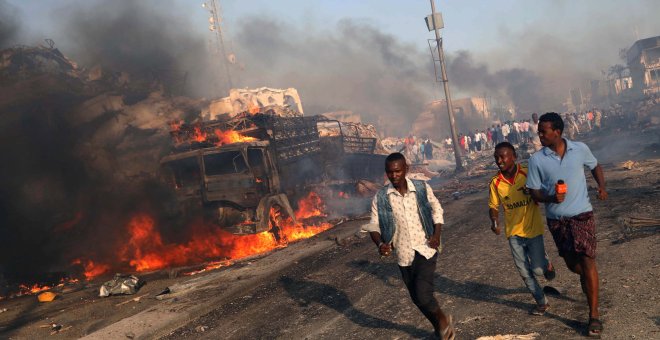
[[386, 107, 616, 165]]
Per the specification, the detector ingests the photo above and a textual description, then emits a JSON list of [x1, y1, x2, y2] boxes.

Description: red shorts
[[547, 211, 597, 258]]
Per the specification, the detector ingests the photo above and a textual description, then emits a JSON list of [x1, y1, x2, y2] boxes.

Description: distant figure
[[529, 113, 542, 152], [419, 141, 426, 162], [487, 127, 493, 148], [527, 113, 607, 338], [363, 153, 455, 339], [594, 110, 602, 131], [501, 122, 510, 142], [425, 139, 433, 160], [488, 142, 556, 315], [564, 114, 578, 139]]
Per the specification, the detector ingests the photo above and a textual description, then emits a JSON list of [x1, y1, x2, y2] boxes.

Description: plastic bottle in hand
[[555, 179, 567, 203], [555, 180, 567, 194]]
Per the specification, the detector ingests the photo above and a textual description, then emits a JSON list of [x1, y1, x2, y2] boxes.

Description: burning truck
[[160, 107, 386, 238]]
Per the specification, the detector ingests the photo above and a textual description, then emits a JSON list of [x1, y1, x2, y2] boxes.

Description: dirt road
[[1, 127, 658, 339], [163, 128, 659, 340]]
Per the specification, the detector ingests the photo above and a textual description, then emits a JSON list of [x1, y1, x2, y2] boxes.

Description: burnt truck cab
[[160, 140, 296, 235], [160, 113, 386, 236]]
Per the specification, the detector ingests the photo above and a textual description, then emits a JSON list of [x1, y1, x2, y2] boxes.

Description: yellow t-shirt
[[488, 164, 544, 238]]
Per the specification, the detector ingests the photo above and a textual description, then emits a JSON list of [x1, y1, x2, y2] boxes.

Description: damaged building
[[627, 35, 660, 97], [204, 87, 304, 119], [412, 97, 492, 137]]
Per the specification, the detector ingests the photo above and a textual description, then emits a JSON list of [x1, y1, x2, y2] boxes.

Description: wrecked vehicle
[[160, 110, 386, 236]]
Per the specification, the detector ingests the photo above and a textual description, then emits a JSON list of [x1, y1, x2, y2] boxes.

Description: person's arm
[[487, 181, 502, 235], [529, 188, 564, 203], [363, 194, 391, 256], [428, 223, 442, 248], [591, 164, 608, 200], [425, 183, 444, 248], [369, 231, 391, 256], [488, 208, 501, 235]]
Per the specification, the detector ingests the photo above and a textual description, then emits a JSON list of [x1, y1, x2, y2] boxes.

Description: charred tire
[[268, 203, 290, 242]]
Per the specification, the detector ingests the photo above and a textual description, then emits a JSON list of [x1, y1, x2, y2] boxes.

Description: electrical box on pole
[[425, 13, 444, 32]]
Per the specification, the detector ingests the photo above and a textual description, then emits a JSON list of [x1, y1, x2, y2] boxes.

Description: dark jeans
[[399, 251, 440, 324]]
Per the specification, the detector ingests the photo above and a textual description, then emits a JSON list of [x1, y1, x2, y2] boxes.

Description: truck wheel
[[268, 204, 290, 242]]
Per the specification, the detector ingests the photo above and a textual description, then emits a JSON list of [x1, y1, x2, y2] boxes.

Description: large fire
[[71, 259, 110, 280], [72, 191, 332, 280], [169, 120, 256, 146], [5, 192, 333, 298], [213, 129, 257, 145]]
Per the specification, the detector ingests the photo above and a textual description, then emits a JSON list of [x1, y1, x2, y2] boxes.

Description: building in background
[[412, 97, 493, 137], [627, 36, 660, 97], [205, 87, 304, 119]]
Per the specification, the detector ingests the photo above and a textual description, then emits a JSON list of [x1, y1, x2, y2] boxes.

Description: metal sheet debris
[[99, 274, 144, 297]]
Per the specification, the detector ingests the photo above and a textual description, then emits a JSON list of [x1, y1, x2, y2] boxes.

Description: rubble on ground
[[99, 274, 144, 297]]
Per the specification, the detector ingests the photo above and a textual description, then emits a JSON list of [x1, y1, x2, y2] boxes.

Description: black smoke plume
[[0, 0, 20, 48]]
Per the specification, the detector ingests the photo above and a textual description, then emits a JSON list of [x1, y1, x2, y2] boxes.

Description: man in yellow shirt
[[488, 142, 556, 315]]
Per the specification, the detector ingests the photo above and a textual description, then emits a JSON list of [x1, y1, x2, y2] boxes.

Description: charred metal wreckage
[[160, 108, 386, 237]]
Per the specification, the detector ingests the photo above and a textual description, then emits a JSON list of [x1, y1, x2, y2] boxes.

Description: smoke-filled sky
[[3, 0, 660, 128], [0, 0, 658, 285]]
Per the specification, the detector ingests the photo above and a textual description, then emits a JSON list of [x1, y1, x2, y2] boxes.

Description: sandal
[[530, 303, 549, 316], [440, 315, 455, 340], [588, 317, 603, 338]]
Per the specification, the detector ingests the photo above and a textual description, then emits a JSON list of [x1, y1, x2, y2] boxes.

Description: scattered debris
[[125, 331, 136, 339], [50, 325, 72, 335], [115, 293, 149, 307], [195, 325, 209, 333], [622, 216, 660, 228], [356, 179, 380, 197], [155, 287, 171, 298], [37, 291, 57, 302], [621, 160, 637, 170], [41, 323, 71, 335], [99, 274, 144, 297], [458, 315, 485, 324], [476, 333, 539, 340]]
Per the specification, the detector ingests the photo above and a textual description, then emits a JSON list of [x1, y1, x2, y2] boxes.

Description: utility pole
[[206, 0, 233, 91], [426, 0, 463, 172]]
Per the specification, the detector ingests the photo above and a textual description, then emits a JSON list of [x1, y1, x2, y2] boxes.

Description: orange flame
[[184, 260, 233, 276], [169, 120, 183, 131], [247, 102, 261, 114], [295, 192, 326, 219], [65, 192, 332, 282], [72, 258, 110, 280], [193, 126, 207, 143], [213, 129, 257, 145], [5, 193, 334, 298], [18, 283, 52, 295]]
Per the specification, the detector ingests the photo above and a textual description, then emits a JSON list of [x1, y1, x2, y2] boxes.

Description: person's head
[[532, 112, 539, 123], [494, 142, 517, 173], [385, 152, 408, 187], [538, 112, 564, 146]]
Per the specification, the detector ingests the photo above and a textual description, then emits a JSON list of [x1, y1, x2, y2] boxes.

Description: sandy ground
[[1, 126, 658, 339]]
